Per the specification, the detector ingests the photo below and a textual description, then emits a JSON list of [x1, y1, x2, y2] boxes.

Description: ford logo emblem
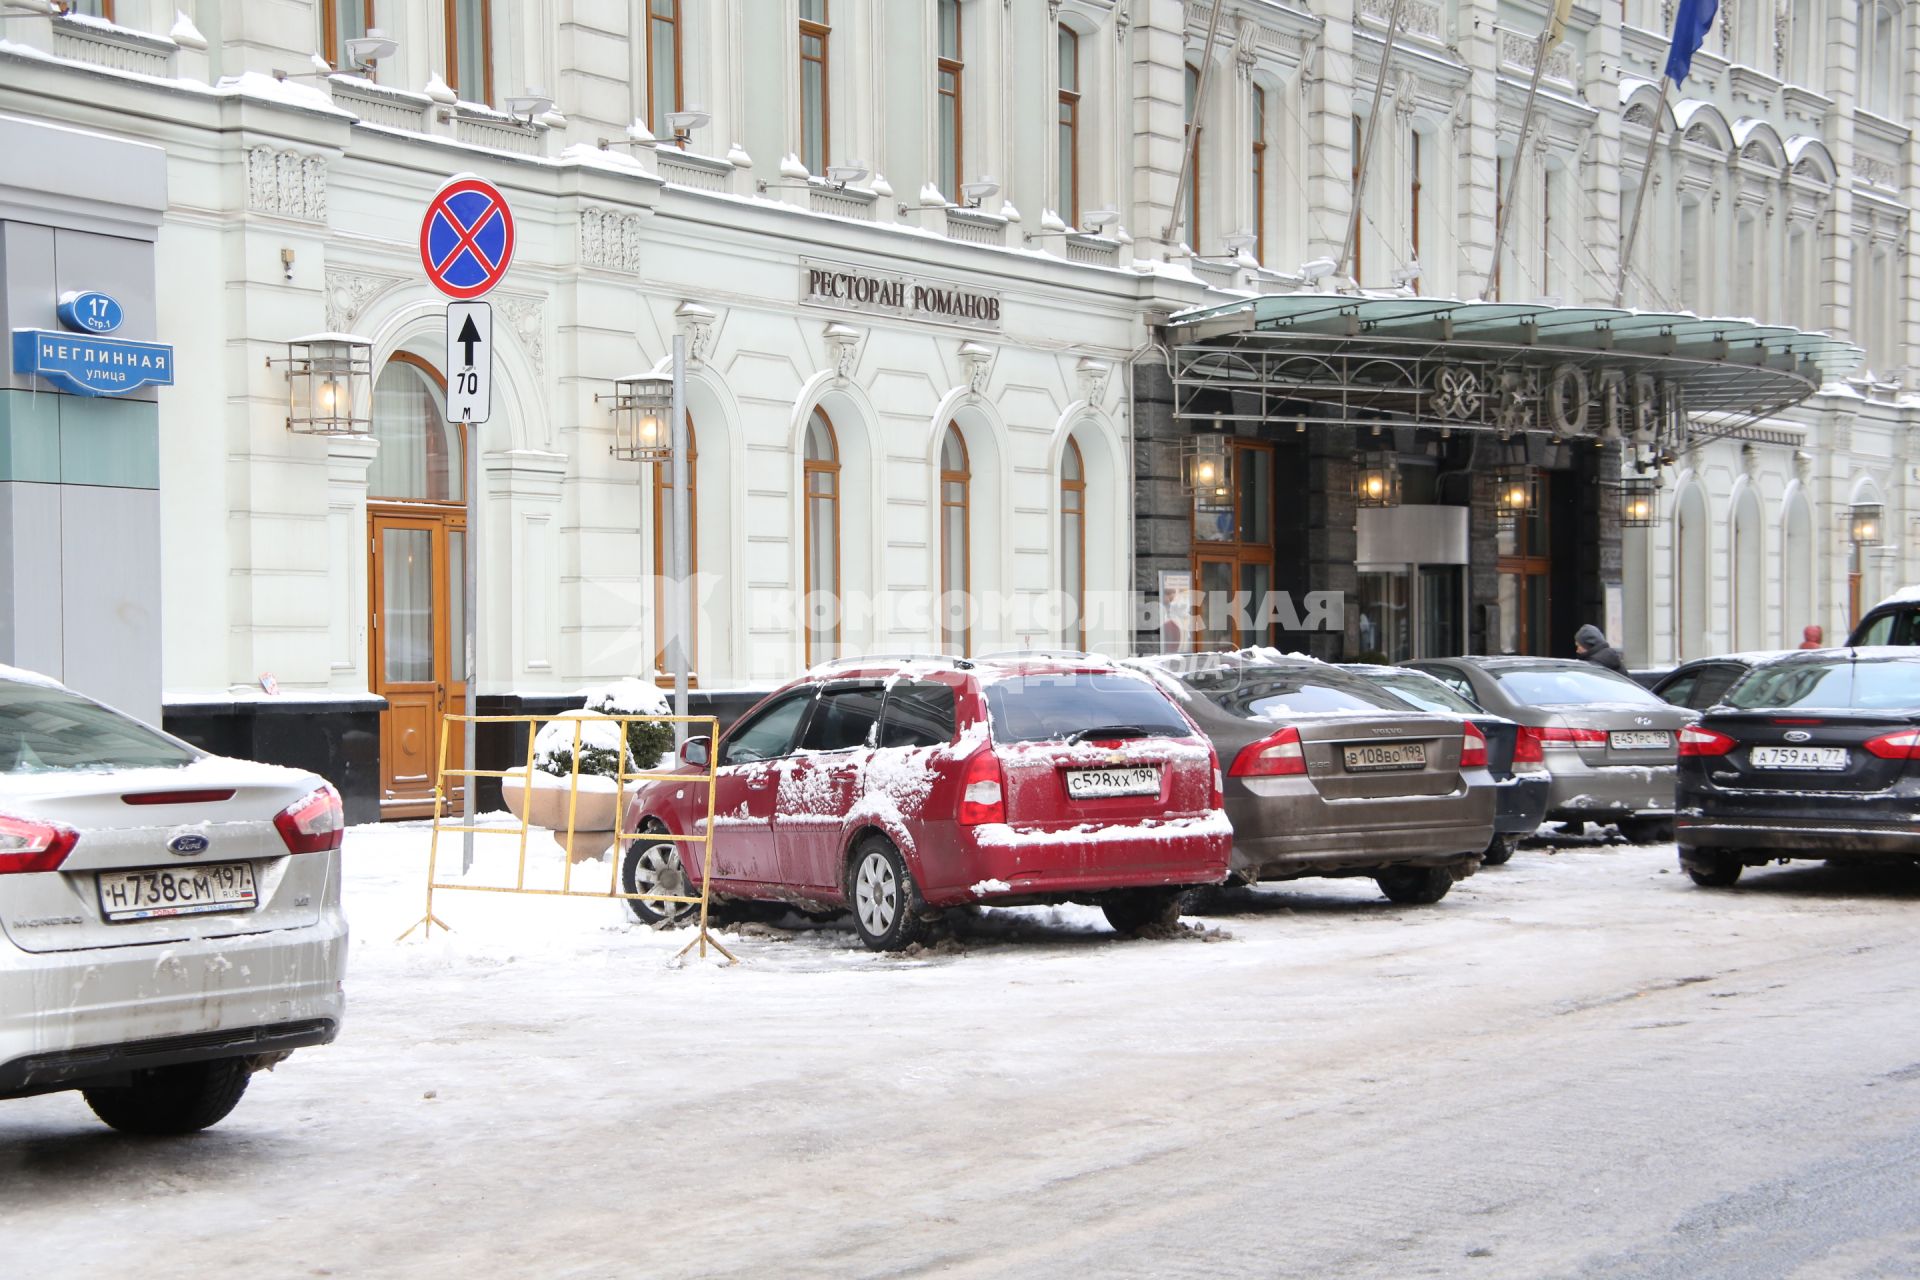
[[1783, 730, 1812, 743], [168, 833, 210, 856]]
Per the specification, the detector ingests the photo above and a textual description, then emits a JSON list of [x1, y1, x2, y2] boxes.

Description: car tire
[[1375, 866, 1454, 905], [83, 1058, 252, 1135], [1683, 850, 1744, 888], [620, 826, 698, 928], [848, 837, 928, 952], [1618, 817, 1675, 845], [1482, 834, 1520, 866], [1102, 888, 1184, 935]]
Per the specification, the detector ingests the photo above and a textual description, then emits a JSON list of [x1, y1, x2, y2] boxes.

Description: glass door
[[370, 508, 466, 815], [1190, 440, 1275, 649]]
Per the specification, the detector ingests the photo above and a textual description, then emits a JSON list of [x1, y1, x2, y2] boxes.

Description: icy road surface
[[6, 824, 1920, 1279]]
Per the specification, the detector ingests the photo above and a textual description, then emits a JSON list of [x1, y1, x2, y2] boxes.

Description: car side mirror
[[679, 736, 711, 769]]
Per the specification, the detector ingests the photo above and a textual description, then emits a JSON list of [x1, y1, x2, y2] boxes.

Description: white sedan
[[0, 667, 348, 1134]]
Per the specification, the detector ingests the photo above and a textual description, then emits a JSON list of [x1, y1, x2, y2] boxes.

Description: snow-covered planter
[[501, 679, 677, 861]]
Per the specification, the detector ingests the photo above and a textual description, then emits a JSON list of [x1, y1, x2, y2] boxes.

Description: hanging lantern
[[1180, 433, 1233, 500], [1494, 463, 1540, 529], [1354, 447, 1402, 508], [599, 372, 674, 462], [1620, 475, 1659, 528], [1850, 501, 1885, 547], [270, 333, 372, 435]]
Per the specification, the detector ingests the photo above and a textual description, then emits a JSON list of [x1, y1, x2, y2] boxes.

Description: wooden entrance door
[[370, 506, 467, 816], [1190, 440, 1275, 649]]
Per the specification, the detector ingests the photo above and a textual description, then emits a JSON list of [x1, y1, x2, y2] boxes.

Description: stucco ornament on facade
[[580, 207, 646, 273], [1076, 357, 1112, 407], [675, 302, 717, 364], [823, 322, 863, 386], [497, 293, 546, 380], [246, 146, 327, 222], [323, 267, 405, 334], [958, 342, 994, 398]]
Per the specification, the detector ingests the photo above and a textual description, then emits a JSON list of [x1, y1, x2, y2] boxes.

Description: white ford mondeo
[[0, 668, 347, 1134]]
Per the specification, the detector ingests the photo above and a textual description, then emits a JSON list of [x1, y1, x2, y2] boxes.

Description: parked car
[[1649, 652, 1795, 712], [1847, 588, 1920, 647], [1676, 649, 1920, 886], [619, 656, 1233, 950], [1129, 655, 1493, 903], [0, 668, 347, 1133], [1341, 663, 1550, 866], [1404, 657, 1694, 843]]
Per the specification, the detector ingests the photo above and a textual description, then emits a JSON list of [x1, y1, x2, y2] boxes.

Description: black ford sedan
[[1676, 649, 1920, 887]]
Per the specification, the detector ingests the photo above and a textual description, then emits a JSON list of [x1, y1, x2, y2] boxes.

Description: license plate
[[97, 862, 258, 922], [1342, 742, 1428, 772], [1610, 731, 1672, 750], [1749, 745, 1848, 771], [1065, 766, 1161, 799]]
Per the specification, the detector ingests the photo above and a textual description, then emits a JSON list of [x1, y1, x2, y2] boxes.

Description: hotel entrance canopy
[[1165, 295, 1863, 443]]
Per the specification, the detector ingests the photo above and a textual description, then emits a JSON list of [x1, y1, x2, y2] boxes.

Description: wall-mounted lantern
[[1354, 447, 1402, 508], [269, 333, 372, 435], [598, 372, 674, 462], [1620, 475, 1659, 528], [1495, 461, 1540, 530], [1850, 501, 1885, 548], [1181, 433, 1233, 501]]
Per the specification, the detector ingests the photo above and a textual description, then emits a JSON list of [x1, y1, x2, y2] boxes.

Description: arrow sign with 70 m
[[444, 301, 492, 424]]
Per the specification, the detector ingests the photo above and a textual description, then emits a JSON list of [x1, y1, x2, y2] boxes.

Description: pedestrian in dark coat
[[1574, 624, 1628, 675]]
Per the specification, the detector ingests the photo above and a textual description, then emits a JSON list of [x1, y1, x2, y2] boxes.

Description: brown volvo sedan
[[1133, 657, 1495, 904]]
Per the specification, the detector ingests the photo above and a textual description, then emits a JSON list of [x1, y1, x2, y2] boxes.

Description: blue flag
[[1664, 0, 1721, 84]]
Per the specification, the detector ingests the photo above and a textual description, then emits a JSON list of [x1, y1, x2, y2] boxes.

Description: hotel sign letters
[[802, 260, 1002, 331]]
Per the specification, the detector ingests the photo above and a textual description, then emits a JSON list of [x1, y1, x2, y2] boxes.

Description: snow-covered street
[[6, 824, 1920, 1278]]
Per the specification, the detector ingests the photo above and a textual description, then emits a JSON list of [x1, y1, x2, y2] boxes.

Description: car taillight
[[1863, 730, 1920, 760], [958, 749, 1005, 825], [1460, 722, 1488, 768], [1209, 748, 1224, 808], [274, 784, 344, 854], [1528, 726, 1608, 749], [1678, 726, 1737, 757], [1511, 727, 1545, 765], [0, 813, 79, 874], [1230, 726, 1306, 777]]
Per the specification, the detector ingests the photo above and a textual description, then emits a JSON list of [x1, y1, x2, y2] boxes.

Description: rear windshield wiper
[[1066, 724, 1155, 744]]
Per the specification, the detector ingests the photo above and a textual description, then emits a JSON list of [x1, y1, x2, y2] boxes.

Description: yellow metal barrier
[[399, 711, 735, 964]]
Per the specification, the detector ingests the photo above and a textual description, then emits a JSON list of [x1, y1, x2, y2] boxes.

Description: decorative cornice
[[246, 146, 327, 223]]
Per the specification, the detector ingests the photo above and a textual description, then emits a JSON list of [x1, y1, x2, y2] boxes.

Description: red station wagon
[[619, 656, 1233, 950]]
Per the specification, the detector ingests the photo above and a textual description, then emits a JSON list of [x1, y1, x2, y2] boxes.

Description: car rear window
[[1725, 659, 1920, 711], [1354, 670, 1482, 715], [879, 681, 955, 748], [0, 683, 200, 773], [1189, 668, 1405, 717], [1491, 667, 1666, 707], [983, 672, 1192, 744]]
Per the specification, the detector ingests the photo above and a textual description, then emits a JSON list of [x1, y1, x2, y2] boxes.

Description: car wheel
[[1618, 817, 1675, 845], [620, 827, 697, 928], [83, 1058, 252, 1135], [1683, 850, 1744, 888], [1375, 866, 1454, 905], [1102, 888, 1184, 935], [848, 837, 928, 952], [1481, 834, 1520, 866]]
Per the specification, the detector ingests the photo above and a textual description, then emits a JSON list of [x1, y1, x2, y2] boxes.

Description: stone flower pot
[[500, 773, 622, 862]]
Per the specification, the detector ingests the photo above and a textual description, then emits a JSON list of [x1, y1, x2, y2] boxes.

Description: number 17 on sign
[[444, 301, 492, 424]]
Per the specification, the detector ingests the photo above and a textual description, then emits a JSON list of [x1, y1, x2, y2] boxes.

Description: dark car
[[1649, 652, 1795, 712], [1847, 590, 1920, 647], [1342, 663, 1550, 866], [1131, 655, 1494, 904], [1676, 649, 1920, 887], [1406, 657, 1695, 843]]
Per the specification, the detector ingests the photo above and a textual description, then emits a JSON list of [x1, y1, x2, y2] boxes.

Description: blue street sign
[[11, 329, 175, 396], [56, 290, 123, 334]]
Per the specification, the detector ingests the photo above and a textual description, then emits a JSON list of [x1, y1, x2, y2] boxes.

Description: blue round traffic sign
[[420, 176, 515, 300]]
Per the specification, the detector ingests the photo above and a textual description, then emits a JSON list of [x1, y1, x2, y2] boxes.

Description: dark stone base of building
[[164, 696, 386, 825]]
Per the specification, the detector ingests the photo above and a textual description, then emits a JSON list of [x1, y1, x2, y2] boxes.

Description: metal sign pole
[[463, 402, 478, 873], [670, 334, 691, 744]]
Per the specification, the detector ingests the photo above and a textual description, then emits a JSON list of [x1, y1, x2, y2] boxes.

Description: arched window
[[1184, 62, 1203, 253], [369, 356, 461, 502], [1861, 1, 1897, 115], [1732, 488, 1763, 650], [652, 419, 697, 682], [940, 424, 971, 655], [1783, 491, 1814, 645], [1675, 483, 1710, 659], [804, 407, 840, 664], [1061, 436, 1086, 650]]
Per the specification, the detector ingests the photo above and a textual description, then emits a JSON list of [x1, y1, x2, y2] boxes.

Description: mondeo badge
[[168, 833, 211, 856]]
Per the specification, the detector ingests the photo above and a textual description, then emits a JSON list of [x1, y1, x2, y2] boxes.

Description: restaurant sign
[[802, 259, 1002, 331]]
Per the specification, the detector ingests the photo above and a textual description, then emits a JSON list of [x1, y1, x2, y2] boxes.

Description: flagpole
[[1484, 25, 1553, 301], [1336, 0, 1406, 287], [1613, 75, 1672, 307]]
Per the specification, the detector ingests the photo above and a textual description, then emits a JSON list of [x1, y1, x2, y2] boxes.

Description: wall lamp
[[268, 333, 373, 436], [274, 28, 396, 80], [599, 373, 675, 463]]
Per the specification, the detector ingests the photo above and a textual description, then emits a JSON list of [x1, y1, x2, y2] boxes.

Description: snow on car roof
[[1869, 584, 1920, 609], [1755, 645, 1920, 665], [0, 664, 66, 689]]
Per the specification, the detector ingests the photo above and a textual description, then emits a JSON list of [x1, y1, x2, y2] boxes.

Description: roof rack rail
[[805, 652, 974, 674], [973, 649, 1112, 663]]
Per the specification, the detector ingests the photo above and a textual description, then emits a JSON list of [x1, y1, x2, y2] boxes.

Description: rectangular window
[[1540, 168, 1553, 296], [647, 0, 682, 141], [1058, 26, 1080, 227], [1493, 155, 1505, 300], [938, 0, 963, 200], [1351, 116, 1364, 283], [1251, 85, 1267, 263], [1185, 65, 1204, 253], [879, 681, 956, 749], [63, 0, 112, 15], [445, 0, 492, 103], [321, 0, 371, 70], [1408, 129, 1422, 292], [800, 0, 831, 174]]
